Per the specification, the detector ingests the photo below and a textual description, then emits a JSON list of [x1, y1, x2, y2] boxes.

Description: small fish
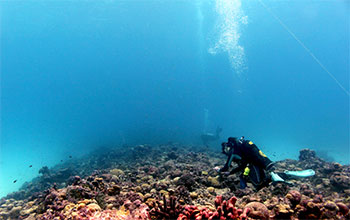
[[29, 165, 32, 168], [13, 180, 17, 183], [60, 160, 63, 162], [69, 155, 72, 159]]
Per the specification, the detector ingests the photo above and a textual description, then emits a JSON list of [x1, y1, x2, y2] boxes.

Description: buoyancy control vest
[[233, 140, 272, 169]]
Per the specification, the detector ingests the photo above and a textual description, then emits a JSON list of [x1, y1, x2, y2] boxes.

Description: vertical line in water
[[196, 0, 210, 132], [258, 0, 350, 97], [0, 3, 3, 195], [196, 0, 205, 73]]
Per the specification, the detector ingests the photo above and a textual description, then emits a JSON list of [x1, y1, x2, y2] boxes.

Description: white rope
[[258, 0, 350, 97]]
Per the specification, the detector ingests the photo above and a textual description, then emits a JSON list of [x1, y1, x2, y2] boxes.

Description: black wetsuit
[[220, 139, 273, 189]]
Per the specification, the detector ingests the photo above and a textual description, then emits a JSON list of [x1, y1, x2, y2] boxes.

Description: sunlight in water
[[209, 0, 248, 75]]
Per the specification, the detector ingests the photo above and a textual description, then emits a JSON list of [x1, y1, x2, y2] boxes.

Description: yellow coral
[[138, 193, 144, 200], [63, 203, 75, 213], [110, 168, 125, 176], [208, 176, 220, 187], [141, 183, 151, 191], [146, 198, 156, 207], [276, 204, 292, 214], [77, 202, 86, 210], [135, 186, 142, 192], [207, 187, 215, 194], [190, 192, 198, 199], [87, 203, 101, 212]]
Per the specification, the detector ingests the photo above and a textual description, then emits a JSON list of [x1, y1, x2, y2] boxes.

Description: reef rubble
[[0, 145, 349, 219]]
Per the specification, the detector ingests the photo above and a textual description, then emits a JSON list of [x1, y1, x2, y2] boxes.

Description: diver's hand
[[213, 166, 221, 172]]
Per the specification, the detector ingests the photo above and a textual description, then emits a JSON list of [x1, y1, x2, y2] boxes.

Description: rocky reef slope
[[0, 144, 349, 219]]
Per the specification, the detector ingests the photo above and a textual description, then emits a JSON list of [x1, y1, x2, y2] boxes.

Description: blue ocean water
[[0, 0, 348, 198]]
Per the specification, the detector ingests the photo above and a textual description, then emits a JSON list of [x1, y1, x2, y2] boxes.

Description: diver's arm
[[220, 153, 242, 172], [219, 147, 239, 172], [229, 161, 247, 175]]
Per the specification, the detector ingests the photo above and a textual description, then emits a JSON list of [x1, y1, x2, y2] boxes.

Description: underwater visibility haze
[[0, 0, 349, 206]]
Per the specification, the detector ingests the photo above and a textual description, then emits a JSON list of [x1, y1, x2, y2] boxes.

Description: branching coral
[[150, 195, 184, 219]]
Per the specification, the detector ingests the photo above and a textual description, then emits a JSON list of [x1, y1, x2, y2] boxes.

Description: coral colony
[[0, 145, 349, 219]]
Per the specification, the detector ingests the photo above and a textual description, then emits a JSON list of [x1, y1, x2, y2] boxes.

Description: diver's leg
[[239, 175, 247, 189], [248, 165, 272, 190], [249, 165, 260, 184]]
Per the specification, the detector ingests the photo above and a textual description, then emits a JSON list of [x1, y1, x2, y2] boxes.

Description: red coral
[[178, 196, 242, 220], [178, 205, 212, 220]]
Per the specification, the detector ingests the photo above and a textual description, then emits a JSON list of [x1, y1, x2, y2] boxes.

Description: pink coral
[[178, 196, 243, 220], [242, 202, 269, 220]]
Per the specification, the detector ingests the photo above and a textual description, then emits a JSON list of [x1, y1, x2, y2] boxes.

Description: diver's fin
[[284, 169, 315, 178], [270, 172, 294, 186], [270, 172, 285, 182]]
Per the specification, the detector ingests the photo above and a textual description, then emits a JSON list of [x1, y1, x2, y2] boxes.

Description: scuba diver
[[201, 126, 222, 146], [214, 136, 315, 190]]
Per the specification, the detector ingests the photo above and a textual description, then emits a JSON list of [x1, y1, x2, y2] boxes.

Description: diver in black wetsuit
[[215, 137, 290, 190]]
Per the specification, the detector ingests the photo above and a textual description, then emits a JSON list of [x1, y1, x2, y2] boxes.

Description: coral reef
[[0, 145, 349, 220]]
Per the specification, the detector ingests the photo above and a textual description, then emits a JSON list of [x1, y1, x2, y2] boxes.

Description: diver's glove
[[214, 166, 221, 172], [214, 166, 230, 176]]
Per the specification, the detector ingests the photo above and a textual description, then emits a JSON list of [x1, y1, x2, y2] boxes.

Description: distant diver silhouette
[[201, 126, 222, 146]]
